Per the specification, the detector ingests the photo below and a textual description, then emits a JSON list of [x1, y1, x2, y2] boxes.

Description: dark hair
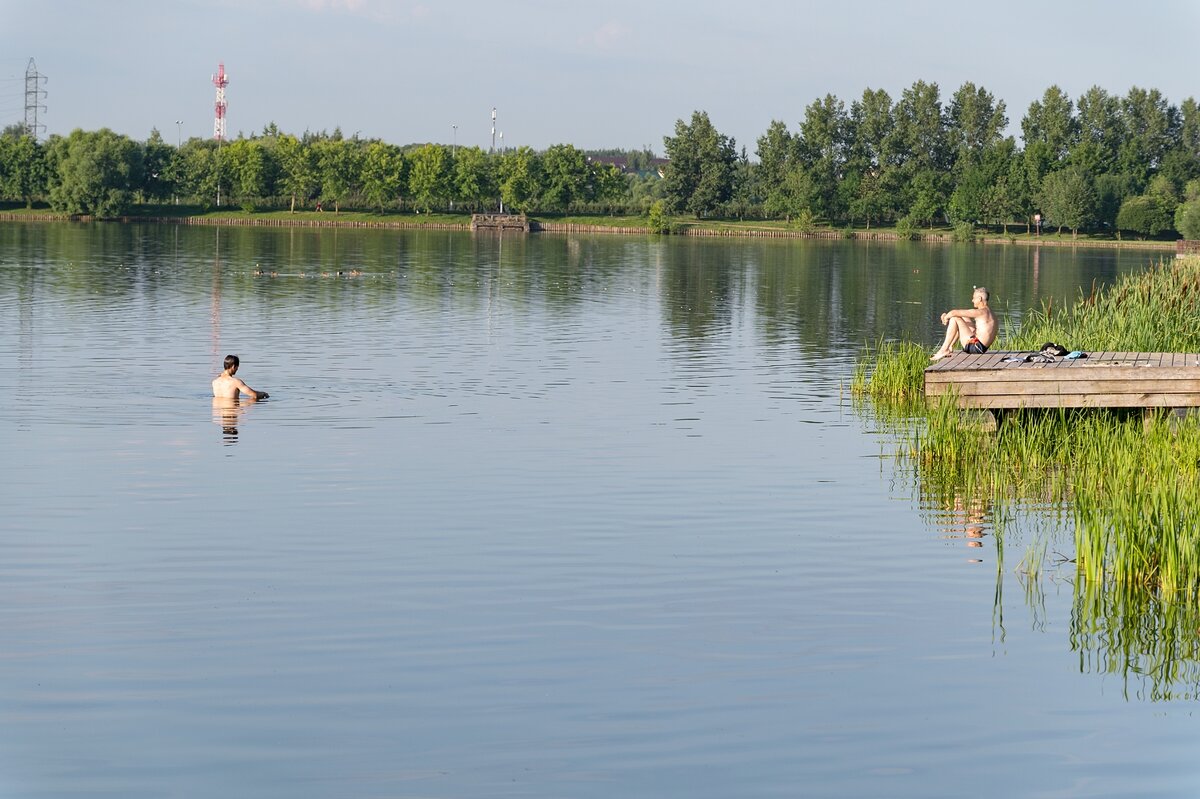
[[223, 354, 240, 371]]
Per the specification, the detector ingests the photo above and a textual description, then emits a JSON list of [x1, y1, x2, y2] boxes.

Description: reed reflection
[[870, 395, 1200, 702]]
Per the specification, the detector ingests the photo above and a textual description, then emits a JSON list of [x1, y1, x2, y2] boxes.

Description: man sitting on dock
[[931, 287, 996, 361], [212, 354, 268, 400]]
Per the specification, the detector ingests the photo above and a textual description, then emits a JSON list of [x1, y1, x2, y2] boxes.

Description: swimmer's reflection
[[939, 494, 991, 563], [212, 397, 260, 444]]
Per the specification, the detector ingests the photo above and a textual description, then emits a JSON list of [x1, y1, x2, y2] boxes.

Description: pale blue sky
[[1, 0, 1196, 154]]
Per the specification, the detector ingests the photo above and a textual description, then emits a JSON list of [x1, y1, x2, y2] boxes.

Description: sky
[[1, 0, 1196, 156]]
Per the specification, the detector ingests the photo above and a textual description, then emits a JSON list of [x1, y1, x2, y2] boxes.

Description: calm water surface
[[0, 222, 1193, 798]]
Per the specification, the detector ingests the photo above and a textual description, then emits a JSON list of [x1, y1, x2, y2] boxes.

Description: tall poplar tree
[[662, 111, 737, 217]]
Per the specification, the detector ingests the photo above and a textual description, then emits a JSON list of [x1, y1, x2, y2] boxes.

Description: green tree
[[798, 94, 850, 219], [1022, 86, 1078, 190], [168, 139, 216, 204], [407, 143, 453, 212], [1038, 167, 1095, 237], [497, 146, 542, 213], [590, 162, 627, 213], [140, 128, 175, 203], [273, 134, 316, 212], [756, 119, 809, 220], [1092, 172, 1137, 230], [1175, 180, 1200, 238], [223, 137, 273, 209], [661, 110, 737, 217], [755, 120, 795, 196], [844, 88, 896, 226], [946, 82, 1007, 164], [0, 131, 47, 206], [360, 141, 406, 212], [451, 146, 494, 211], [949, 138, 1018, 225], [47, 128, 143, 216], [888, 81, 950, 221], [851, 88, 895, 171], [1070, 86, 1122, 175], [539, 143, 589, 212], [1118, 86, 1178, 188], [313, 137, 362, 213], [1116, 194, 1175, 236], [847, 167, 888, 228]]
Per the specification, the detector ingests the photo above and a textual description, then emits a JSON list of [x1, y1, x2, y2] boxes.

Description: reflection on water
[[212, 396, 262, 444], [934, 494, 991, 562], [2, 221, 1194, 798], [1071, 579, 1200, 701], [877, 397, 1200, 704]]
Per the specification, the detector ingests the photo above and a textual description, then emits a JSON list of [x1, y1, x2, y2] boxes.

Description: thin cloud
[[272, 0, 428, 22], [579, 21, 629, 51]]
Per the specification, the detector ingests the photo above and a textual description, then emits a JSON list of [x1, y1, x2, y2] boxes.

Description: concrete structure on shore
[[471, 213, 529, 232]]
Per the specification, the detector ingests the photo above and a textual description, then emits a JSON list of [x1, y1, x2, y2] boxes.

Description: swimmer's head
[[224, 354, 240, 372]]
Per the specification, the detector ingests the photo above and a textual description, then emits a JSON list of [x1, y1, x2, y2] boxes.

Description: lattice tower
[[24, 58, 47, 138], [212, 63, 228, 141]]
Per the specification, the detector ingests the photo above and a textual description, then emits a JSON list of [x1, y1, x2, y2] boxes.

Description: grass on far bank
[[0, 201, 1182, 247]]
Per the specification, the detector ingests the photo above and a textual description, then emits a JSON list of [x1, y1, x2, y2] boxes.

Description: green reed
[[1008, 256, 1200, 353], [861, 255, 1200, 593], [1072, 414, 1200, 599], [851, 338, 927, 404]]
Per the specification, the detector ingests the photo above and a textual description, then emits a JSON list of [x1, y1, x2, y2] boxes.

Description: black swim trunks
[[964, 337, 988, 354]]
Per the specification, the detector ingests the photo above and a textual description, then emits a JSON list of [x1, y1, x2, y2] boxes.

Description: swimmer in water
[[212, 354, 268, 400]]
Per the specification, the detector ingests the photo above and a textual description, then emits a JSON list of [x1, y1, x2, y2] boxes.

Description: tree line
[[1, 81, 1198, 238], [0, 123, 639, 219], [666, 82, 1200, 239]]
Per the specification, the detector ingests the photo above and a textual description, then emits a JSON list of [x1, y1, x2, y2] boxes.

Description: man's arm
[[941, 307, 986, 323], [233, 377, 267, 400]]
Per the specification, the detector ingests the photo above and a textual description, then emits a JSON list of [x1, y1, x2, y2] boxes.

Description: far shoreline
[[0, 209, 1179, 252]]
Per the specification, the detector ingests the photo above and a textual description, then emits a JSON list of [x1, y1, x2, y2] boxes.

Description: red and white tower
[[212, 63, 229, 141]]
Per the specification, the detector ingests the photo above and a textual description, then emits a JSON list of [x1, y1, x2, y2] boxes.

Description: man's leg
[[932, 318, 974, 360]]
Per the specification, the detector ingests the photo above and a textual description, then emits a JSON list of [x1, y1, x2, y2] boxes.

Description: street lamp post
[[452, 124, 457, 155], [174, 120, 182, 205]]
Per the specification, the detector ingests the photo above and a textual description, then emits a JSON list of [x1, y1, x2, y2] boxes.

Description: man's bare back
[[212, 355, 268, 400]]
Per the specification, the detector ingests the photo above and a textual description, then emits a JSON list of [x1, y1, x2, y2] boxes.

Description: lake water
[[0, 222, 1193, 798]]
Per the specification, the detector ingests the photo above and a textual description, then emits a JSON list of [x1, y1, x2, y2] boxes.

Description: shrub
[[894, 214, 921, 240], [951, 221, 976, 242], [1176, 199, 1200, 240], [646, 199, 672, 234], [790, 207, 815, 233], [1116, 194, 1175, 237]]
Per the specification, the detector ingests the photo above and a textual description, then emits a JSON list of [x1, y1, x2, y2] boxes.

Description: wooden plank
[[944, 393, 1200, 409], [927, 378, 1200, 397], [927, 362, 1200, 380]]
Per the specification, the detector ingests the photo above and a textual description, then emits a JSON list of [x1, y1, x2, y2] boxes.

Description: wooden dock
[[925, 351, 1200, 410]]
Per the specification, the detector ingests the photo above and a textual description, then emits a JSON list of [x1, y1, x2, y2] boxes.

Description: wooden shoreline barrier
[[0, 212, 1183, 251]]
